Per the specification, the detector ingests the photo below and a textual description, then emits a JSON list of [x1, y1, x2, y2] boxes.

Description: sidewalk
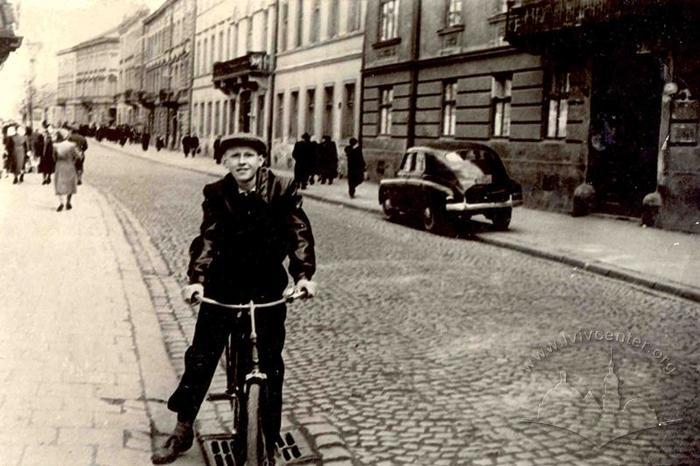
[[96, 139, 700, 303], [0, 175, 203, 465]]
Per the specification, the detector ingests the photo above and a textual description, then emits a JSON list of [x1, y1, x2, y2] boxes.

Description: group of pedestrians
[[2, 121, 88, 212], [292, 133, 365, 198]]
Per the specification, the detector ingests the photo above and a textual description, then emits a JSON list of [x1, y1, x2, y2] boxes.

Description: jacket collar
[[221, 168, 275, 212]]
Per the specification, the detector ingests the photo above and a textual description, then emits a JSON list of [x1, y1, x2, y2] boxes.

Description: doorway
[[588, 54, 663, 217]]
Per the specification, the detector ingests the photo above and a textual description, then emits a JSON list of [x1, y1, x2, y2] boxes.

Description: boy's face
[[222, 145, 264, 184]]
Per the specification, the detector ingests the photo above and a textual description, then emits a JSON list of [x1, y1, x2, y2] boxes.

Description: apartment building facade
[[55, 29, 120, 126], [197, 0, 278, 156], [143, 0, 195, 148], [190, 0, 240, 156], [270, 0, 367, 171], [361, 0, 699, 233], [116, 7, 150, 129], [55, 50, 77, 125]]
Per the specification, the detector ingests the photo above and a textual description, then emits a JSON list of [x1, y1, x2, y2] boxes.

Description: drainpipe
[[406, 0, 422, 149], [266, 0, 280, 166]]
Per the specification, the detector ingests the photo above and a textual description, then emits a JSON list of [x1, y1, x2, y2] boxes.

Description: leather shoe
[[151, 422, 193, 464]]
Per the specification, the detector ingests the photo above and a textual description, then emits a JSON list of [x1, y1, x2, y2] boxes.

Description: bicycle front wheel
[[245, 383, 269, 466]]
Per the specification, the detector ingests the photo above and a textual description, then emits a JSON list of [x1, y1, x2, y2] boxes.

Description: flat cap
[[220, 133, 267, 156]]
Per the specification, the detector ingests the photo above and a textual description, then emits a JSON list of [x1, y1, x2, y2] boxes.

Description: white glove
[[182, 283, 204, 305], [295, 278, 317, 298]]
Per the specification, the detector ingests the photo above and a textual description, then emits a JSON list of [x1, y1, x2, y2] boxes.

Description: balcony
[[137, 90, 156, 108], [56, 97, 67, 106], [157, 88, 178, 108], [0, 1, 22, 68], [212, 51, 270, 95], [505, 0, 692, 52]]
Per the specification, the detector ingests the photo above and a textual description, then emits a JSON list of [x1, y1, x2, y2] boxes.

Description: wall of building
[[270, 0, 366, 171]]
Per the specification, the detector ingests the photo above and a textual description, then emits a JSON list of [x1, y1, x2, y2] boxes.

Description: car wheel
[[422, 204, 445, 234], [382, 197, 397, 221], [491, 208, 512, 230]]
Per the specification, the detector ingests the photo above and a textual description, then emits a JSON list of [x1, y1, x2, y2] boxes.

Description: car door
[[393, 152, 415, 212], [404, 151, 425, 214]]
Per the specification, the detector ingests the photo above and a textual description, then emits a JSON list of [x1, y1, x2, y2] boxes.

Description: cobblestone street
[[81, 144, 700, 466]]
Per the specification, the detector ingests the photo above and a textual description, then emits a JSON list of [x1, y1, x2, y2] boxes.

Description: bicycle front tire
[[245, 383, 269, 466]]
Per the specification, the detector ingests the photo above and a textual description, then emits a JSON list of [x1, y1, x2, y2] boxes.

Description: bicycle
[[192, 288, 308, 466]]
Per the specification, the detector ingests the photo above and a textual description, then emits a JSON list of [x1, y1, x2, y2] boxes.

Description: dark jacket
[[346, 144, 365, 187], [187, 168, 315, 303]]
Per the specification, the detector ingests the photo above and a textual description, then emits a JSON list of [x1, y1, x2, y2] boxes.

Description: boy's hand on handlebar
[[182, 284, 204, 305], [295, 278, 317, 298]]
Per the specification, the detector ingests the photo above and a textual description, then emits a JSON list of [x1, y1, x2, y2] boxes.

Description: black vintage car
[[378, 144, 523, 233]]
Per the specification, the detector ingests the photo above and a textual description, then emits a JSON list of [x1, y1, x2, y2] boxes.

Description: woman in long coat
[[53, 129, 81, 212], [11, 125, 28, 184]]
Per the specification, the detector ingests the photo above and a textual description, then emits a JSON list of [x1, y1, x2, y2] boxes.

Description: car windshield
[[437, 148, 507, 186]]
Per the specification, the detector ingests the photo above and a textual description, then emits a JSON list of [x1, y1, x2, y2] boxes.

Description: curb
[[95, 139, 700, 304]]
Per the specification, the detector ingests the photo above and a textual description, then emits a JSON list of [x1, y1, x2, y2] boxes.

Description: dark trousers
[[167, 302, 286, 442]]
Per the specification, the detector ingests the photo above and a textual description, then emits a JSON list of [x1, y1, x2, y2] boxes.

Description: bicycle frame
[[199, 292, 302, 464]]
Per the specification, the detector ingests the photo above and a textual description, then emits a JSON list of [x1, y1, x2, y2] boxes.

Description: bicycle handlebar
[[192, 288, 309, 310]]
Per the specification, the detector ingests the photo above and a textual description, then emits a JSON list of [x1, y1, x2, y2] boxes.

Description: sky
[[0, 0, 165, 120]]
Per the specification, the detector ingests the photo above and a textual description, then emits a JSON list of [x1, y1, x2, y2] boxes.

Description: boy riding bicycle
[[152, 134, 317, 465]]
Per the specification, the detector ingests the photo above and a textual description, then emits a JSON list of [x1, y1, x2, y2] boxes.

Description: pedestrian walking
[[2, 124, 15, 179], [142, 132, 151, 151], [52, 129, 82, 212], [152, 134, 317, 465], [39, 122, 55, 185], [318, 135, 338, 185], [345, 137, 365, 198], [156, 135, 165, 152], [292, 133, 314, 189], [191, 134, 200, 157], [182, 134, 192, 157], [213, 135, 223, 164], [10, 125, 29, 184], [31, 126, 45, 174], [68, 129, 88, 186]]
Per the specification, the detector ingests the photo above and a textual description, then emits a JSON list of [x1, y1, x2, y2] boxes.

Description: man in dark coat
[[292, 133, 314, 189], [182, 134, 192, 157], [318, 135, 338, 185], [191, 134, 200, 157], [142, 132, 151, 151], [345, 137, 365, 198], [39, 122, 55, 185], [152, 134, 317, 465], [212, 135, 223, 164]]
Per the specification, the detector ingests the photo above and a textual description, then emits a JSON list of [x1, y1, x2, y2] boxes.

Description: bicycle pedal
[[206, 392, 236, 402]]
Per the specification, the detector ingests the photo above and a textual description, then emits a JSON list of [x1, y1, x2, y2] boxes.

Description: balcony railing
[[212, 52, 270, 94], [505, 0, 676, 44]]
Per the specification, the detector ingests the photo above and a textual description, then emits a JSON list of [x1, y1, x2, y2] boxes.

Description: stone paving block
[[306, 423, 340, 436], [58, 427, 126, 448], [0, 409, 32, 427], [0, 443, 25, 466], [321, 446, 352, 461], [94, 446, 153, 465], [21, 445, 93, 466], [36, 409, 94, 428]]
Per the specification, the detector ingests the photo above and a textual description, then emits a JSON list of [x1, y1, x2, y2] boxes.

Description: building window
[[210, 33, 216, 66], [446, 0, 463, 27], [546, 70, 570, 139], [256, 94, 266, 136], [196, 39, 201, 75], [229, 99, 236, 133], [206, 101, 212, 136], [232, 23, 239, 58], [379, 0, 399, 41], [203, 37, 208, 73], [442, 81, 457, 136], [296, 0, 304, 47], [279, 2, 288, 51], [214, 101, 220, 135], [289, 90, 299, 138], [492, 75, 511, 137], [323, 85, 334, 137], [275, 92, 285, 138], [310, 0, 320, 42], [306, 88, 315, 135], [246, 18, 253, 52], [263, 9, 269, 51], [379, 87, 393, 135], [342, 82, 355, 138], [328, 0, 339, 38], [226, 27, 231, 59], [218, 31, 224, 61]]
